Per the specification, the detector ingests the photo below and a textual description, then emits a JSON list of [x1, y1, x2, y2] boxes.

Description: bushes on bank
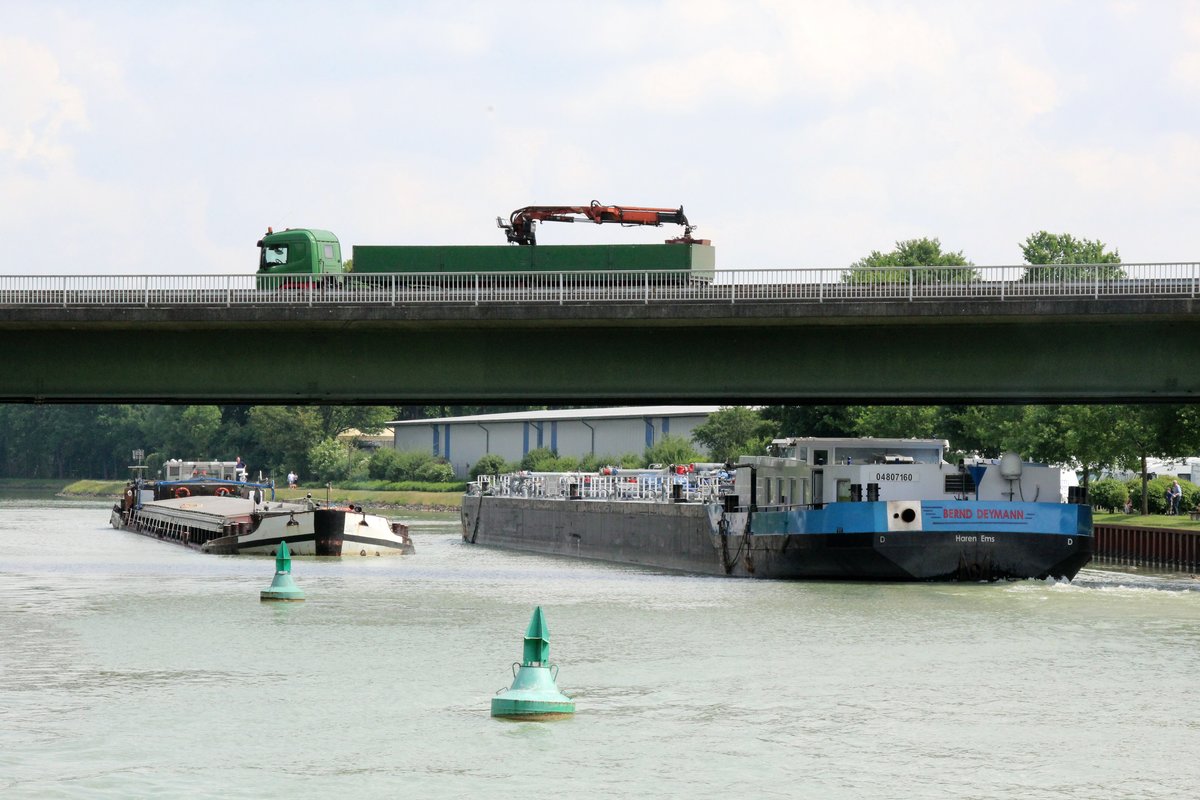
[[644, 435, 703, 467], [338, 479, 467, 492], [368, 448, 454, 483], [1126, 475, 1198, 514], [1088, 478, 1128, 512], [470, 453, 511, 479]]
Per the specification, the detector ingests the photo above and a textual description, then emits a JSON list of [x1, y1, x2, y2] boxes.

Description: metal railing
[[473, 471, 727, 503], [0, 262, 1196, 307]]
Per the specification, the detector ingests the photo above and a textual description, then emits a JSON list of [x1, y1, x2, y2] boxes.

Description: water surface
[[1, 501, 1198, 798]]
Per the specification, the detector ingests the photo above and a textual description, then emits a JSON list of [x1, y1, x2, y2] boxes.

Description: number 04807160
[[874, 472, 915, 482]]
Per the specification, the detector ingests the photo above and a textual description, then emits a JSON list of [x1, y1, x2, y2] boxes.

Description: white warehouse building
[[389, 406, 721, 478]]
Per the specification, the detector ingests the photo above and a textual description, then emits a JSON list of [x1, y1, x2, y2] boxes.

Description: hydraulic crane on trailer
[[498, 200, 698, 246]]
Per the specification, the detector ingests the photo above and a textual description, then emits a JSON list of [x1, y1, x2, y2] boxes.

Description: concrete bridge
[[1, 265, 1197, 404]]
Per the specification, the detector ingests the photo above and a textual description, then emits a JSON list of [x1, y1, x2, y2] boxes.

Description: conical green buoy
[[491, 606, 574, 720], [260, 540, 305, 602]]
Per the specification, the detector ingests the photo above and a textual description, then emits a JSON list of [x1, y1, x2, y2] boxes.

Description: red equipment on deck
[[498, 200, 698, 246]]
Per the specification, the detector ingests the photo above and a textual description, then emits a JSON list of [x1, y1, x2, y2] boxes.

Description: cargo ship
[[461, 437, 1093, 581], [110, 459, 414, 556]]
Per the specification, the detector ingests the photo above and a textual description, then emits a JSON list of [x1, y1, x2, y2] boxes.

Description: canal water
[[1, 500, 1198, 799]]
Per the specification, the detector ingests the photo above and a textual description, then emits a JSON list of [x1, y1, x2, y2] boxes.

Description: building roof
[[389, 405, 723, 426]]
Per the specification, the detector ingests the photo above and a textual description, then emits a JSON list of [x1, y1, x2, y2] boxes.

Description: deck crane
[[497, 201, 697, 246]]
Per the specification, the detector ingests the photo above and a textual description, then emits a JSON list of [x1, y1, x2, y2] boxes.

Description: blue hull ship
[[462, 437, 1093, 582]]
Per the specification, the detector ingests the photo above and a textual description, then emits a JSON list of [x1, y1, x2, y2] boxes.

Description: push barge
[[111, 459, 414, 556], [462, 437, 1092, 581]]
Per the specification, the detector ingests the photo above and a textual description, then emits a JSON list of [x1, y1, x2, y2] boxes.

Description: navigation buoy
[[260, 540, 305, 602], [491, 606, 574, 720]]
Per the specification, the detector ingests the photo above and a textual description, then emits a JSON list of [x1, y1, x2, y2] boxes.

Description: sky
[[4, 0, 1200, 275]]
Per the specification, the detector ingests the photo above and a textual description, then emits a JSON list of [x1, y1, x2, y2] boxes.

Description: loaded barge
[[462, 437, 1092, 581], [111, 459, 414, 556]]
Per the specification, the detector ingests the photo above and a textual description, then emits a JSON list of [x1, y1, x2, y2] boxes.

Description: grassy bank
[[0, 478, 78, 493], [58, 479, 463, 513], [1093, 512, 1200, 529]]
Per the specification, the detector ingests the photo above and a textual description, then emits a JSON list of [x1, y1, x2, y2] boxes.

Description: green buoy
[[260, 540, 305, 602], [491, 606, 574, 720]]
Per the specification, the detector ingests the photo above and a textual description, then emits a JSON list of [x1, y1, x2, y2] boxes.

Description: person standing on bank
[[1170, 480, 1183, 516], [287, 470, 298, 489]]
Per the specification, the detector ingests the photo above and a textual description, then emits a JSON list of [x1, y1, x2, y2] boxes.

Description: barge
[[461, 437, 1093, 581], [111, 459, 414, 556]]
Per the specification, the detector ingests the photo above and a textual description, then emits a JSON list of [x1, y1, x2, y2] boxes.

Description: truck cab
[[256, 228, 343, 286]]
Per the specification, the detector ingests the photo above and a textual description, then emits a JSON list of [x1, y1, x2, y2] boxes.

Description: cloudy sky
[[4, 1, 1199, 274]]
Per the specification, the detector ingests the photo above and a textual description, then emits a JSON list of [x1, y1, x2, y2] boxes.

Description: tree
[[844, 238, 979, 284], [1112, 405, 1200, 514], [470, 453, 509, 479], [1018, 405, 1127, 493], [850, 406, 945, 440], [644, 434, 703, 467], [313, 406, 395, 441], [691, 407, 775, 462], [951, 406, 1028, 457], [247, 406, 324, 478], [1019, 231, 1124, 281], [761, 406, 857, 438], [179, 405, 222, 457]]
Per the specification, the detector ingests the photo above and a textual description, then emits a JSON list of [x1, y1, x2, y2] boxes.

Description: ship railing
[[476, 472, 728, 503]]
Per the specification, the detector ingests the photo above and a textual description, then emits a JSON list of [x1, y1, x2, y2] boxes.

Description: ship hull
[[111, 497, 414, 556], [460, 496, 1092, 581]]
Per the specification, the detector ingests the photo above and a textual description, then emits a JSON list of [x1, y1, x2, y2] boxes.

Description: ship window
[[814, 450, 828, 466], [789, 479, 797, 506], [836, 479, 851, 501], [944, 473, 976, 494], [323, 244, 335, 259]]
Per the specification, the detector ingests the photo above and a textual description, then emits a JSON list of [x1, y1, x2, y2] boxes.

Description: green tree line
[[843, 230, 1122, 282], [0, 404, 516, 483]]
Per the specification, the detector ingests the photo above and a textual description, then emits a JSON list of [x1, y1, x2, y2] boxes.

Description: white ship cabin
[[735, 437, 1064, 509], [161, 459, 247, 482]]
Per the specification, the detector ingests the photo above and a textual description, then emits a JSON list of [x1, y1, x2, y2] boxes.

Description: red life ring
[[215, 487, 232, 497], [174, 486, 191, 498]]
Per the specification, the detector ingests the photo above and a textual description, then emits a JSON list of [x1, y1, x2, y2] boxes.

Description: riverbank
[[43, 479, 464, 514], [1094, 511, 1200, 529]]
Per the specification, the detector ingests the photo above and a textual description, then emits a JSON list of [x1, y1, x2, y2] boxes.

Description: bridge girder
[[0, 298, 1195, 403]]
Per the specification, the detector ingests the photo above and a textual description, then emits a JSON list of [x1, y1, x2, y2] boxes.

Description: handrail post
[[644, 271, 649, 304], [559, 272, 563, 305], [474, 272, 479, 306], [908, 268, 914, 301]]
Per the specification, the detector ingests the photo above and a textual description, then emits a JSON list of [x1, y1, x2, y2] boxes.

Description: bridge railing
[[0, 262, 1196, 306]]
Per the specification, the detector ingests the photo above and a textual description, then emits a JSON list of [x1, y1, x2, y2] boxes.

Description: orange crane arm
[[498, 200, 695, 245]]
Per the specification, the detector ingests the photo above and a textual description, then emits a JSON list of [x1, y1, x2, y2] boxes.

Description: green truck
[[256, 229, 715, 286], [256, 204, 715, 286]]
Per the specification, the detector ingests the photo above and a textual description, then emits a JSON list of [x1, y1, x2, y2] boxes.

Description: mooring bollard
[[491, 606, 574, 720], [260, 540, 305, 602]]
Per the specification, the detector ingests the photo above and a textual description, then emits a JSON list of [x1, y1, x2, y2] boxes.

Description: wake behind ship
[[461, 437, 1093, 581]]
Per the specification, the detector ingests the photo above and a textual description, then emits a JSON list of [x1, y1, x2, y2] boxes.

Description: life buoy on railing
[[215, 487, 232, 497], [174, 486, 191, 498]]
